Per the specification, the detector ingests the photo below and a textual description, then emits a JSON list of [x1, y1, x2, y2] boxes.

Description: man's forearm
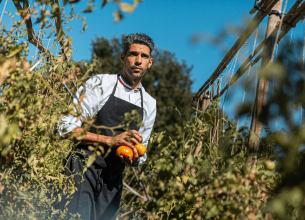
[[65, 127, 112, 146]]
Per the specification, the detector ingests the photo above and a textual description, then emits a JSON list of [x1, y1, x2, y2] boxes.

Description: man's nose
[[135, 54, 142, 64]]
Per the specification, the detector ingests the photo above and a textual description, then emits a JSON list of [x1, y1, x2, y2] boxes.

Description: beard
[[125, 66, 145, 80]]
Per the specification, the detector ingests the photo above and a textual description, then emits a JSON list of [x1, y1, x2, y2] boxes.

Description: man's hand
[[111, 130, 142, 148], [113, 130, 142, 164], [119, 146, 139, 164]]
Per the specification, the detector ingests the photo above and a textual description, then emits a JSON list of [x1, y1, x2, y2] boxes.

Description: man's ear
[[148, 58, 153, 68], [121, 53, 125, 63]]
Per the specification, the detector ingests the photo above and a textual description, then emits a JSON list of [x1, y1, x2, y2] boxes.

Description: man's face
[[121, 43, 153, 80]]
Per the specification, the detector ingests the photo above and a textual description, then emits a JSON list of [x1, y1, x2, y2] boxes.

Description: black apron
[[62, 75, 144, 220]]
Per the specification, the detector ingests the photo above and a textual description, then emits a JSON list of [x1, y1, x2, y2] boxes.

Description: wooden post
[[248, 0, 283, 155], [216, 79, 220, 146], [212, 84, 215, 99], [212, 83, 215, 143], [199, 90, 210, 112]]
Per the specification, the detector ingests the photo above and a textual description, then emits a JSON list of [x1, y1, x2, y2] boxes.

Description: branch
[[123, 182, 147, 201], [121, 209, 143, 218], [131, 167, 151, 202], [52, 0, 67, 60], [12, 0, 48, 53]]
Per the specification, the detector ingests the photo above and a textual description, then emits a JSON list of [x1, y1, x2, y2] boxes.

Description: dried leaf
[[87, 153, 96, 167]]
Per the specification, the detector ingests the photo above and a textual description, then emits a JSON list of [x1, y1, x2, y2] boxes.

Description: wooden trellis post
[[248, 0, 283, 156], [216, 79, 220, 146]]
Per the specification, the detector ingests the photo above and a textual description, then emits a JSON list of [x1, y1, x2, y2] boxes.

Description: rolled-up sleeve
[[58, 76, 103, 136]]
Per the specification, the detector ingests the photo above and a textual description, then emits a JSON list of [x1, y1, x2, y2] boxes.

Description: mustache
[[131, 66, 143, 70]]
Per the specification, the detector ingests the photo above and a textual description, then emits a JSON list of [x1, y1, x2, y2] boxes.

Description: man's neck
[[121, 73, 142, 90]]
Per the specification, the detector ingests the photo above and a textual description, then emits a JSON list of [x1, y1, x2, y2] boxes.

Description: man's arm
[[65, 127, 143, 164]]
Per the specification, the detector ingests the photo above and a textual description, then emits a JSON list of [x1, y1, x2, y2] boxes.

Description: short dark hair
[[123, 33, 154, 56]]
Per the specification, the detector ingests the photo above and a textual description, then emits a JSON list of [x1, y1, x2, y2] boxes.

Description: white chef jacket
[[58, 73, 157, 166]]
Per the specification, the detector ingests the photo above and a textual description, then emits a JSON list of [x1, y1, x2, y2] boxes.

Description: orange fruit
[[134, 143, 146, 157], [116, 146, 134, 159]]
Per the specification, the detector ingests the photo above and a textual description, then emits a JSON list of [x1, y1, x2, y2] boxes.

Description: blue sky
[[1, 0, 302, 90], [1, 0, 269, 91], [1, 0, 304, 129]]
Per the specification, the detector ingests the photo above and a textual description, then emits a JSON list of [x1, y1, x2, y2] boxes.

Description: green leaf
[[51, 3, 59, 14], [81, 18, 88, 33], [83, 4, 96, 13], [157, 132, 165, 144], [87, 153, 96, 167], [186, 154, 193, 165]]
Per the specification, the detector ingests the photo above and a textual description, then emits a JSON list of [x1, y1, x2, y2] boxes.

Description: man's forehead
[[128, 43, 150, 53]]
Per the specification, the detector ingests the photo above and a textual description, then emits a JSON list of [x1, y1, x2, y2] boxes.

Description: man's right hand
[[111, 130, 142, 148]]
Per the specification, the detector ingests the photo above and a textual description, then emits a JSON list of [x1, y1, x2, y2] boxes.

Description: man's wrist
[[98, 135, 112, 146]]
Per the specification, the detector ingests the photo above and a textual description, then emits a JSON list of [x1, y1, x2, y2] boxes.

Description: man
[[58, 33, 156, 220]]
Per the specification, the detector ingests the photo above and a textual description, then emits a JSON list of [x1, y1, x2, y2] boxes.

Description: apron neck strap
[[140, 88, 143, 110], [111, 74, 119, 96], [112, 74, 143, 110]]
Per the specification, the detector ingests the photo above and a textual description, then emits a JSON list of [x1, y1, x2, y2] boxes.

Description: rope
[[230, 34, 259, 154], [223, 50, 240, 109], [213, 0, 305, 102], [193, 2, 273, 102], [272, 0, 290, 131], [232, 27, 260, 156], [224, 51, 240, 151], [238, 28, 259, 128], [269, 43, 279, 128], [271, 0, 289, 61]]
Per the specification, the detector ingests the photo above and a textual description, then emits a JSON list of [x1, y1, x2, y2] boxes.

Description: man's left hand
[[119, 145, 140, 164]]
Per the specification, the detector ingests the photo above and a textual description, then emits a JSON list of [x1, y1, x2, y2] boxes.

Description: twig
[[131, 167, 151, 202], [193, 140, 202, 158], [0, 0, 8, 23], [26, 201, 34, 210], [127, 174, 135, 185], [126, 194, 137, 206], [29, 59, 42, 71], [121, 174, 135, 199], [212, 119, 219, 144], [0, 169, 7, 181], [123, 182, 147, 201], [12, 0, 47, 53], [120, 209, 142, 218], [52, 0, 67, 60], [32, 71, 69, 108]]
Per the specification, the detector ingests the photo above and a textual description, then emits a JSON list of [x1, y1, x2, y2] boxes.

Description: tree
[[91, 36, 194, 133]]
